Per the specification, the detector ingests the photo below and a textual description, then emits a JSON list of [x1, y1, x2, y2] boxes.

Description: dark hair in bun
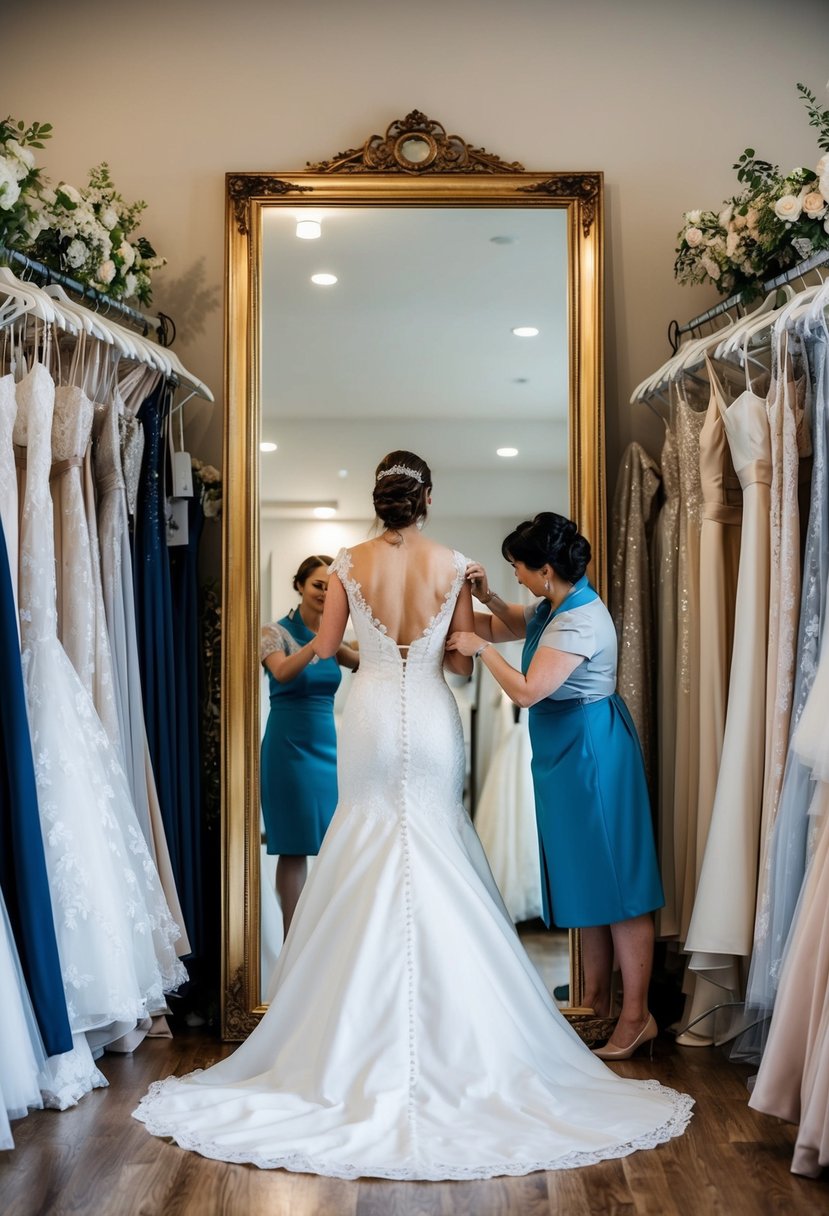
[[293, 554, 333, 593], [372, 450, 432, 532], [501, 512, 591, 583]]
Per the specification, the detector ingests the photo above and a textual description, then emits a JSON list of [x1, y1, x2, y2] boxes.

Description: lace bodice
[[15, 365, 58, 642], [51, 384, 93, 462], [119, 413, 145, 518]]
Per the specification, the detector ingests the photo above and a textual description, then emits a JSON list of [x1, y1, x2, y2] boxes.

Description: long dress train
[[133, 548, 692, 1180]]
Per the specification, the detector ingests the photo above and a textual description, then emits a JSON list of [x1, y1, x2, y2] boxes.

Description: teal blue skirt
[[528, 692, 664, 928]]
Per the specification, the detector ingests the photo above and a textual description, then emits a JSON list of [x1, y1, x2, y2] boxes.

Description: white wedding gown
[[134, 548, 692, 1179]]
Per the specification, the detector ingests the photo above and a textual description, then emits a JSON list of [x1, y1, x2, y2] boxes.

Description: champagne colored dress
[[672, 393, 706, 940], [610, 442, 661, 798]]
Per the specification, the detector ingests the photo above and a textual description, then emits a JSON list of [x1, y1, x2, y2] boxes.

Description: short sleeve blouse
[[524, 598, 618, 701]]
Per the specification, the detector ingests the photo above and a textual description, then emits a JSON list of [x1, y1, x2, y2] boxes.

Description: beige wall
[[7, 0, 829, 496]]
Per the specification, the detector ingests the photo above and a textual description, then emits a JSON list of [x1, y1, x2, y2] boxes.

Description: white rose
[[803, 192, 827, 219], [100, 206, 119, 230], [774, 193, 803, 222], [718, 204, 733, 227], [685, 226, 703, 247], [65, 238, 88, 269], [685, 210, 702, 225], [820, 172, 829, 206], [701, 255, 721, 281], [0, 160, 21, 210], [97, 259, 116, 284], [119, 240, 135, 268], [124, 272, 137, 298], [60, 183, 82, 206], [816, 154, 829, 177], [726, 230, 741, 258], [5, 139, 35, 177], [40, 186, 57, 206]]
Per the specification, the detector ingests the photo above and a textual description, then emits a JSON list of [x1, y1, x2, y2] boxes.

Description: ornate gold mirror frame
[[222, 112, 606, 1040]]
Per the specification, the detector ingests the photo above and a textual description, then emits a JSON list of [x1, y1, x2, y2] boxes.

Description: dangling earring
[[544, 580, 550, 592]]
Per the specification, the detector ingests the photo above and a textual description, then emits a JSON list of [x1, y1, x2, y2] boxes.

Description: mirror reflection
[[258, 206, 569, 998]]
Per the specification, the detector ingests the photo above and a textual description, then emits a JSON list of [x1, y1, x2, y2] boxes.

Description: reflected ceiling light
[[512, 326, 539, 337], [259, 441, 278, 453], [497, 447, 519, 458], [296, 220, 321, 239], [313, 506, 337, 519], [311, 273, 337, 286]]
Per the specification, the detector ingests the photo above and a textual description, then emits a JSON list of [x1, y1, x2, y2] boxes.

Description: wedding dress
[[13, 362, 187, 1042], [134, 547, 692, 1180]]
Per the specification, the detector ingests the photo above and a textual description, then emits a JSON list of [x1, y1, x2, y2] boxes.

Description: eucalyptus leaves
[[675, 82, 829, 298], [0, 116, 165, 305]]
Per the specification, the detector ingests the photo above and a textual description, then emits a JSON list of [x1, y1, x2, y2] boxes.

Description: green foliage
[[797, 82, 829, 153]]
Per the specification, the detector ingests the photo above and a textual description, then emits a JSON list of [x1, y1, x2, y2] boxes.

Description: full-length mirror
[[223, 114, 605, 1038]]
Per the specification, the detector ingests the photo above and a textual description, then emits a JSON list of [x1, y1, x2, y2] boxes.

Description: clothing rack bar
[[672, 248, 829, 345], [0, 244, 174, 346]]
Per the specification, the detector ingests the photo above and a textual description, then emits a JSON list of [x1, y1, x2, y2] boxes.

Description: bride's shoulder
[[328, 547, 354, 578]]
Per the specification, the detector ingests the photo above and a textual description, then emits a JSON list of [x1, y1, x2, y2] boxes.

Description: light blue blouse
[[524, 598, 617, 700]]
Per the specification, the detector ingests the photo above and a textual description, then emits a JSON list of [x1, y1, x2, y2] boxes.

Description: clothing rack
[[0, 244, 175, 347], [668, 248, 829, 352]]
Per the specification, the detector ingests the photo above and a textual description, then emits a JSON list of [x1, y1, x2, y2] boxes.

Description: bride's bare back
[[346, 534, 464, 648]]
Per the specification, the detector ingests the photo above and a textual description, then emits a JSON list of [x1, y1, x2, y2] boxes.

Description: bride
[[133, 450, 692, 1180]]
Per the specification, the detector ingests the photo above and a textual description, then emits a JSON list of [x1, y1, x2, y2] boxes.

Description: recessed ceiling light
[[497, 447, 519, 458], [311, 273, 337, 286], [512, 326, 539, 337], [338, 468, 349, 478], [313, 506, 337, 519], [296, 220, 321, 239], [259, 441, 278, 453]]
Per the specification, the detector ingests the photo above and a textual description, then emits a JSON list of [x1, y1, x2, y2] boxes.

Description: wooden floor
[[2, 938, 827, 1215]]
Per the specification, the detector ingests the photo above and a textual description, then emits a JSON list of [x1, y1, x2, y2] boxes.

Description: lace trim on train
[[133, 1071, 694, 1180]]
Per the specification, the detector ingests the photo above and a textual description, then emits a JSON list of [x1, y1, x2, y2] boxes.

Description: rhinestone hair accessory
[[376, 464, 423, 483]]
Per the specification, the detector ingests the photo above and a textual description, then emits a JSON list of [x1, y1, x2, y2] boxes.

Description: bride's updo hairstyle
[[501, 512, 591, 583], [373, 450, 432, 531]]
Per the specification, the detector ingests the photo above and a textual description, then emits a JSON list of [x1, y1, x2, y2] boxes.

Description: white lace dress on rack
[[0, 887, 46, 1148], [13, 363, 187, 1057], [134, 547, 692, 1180]]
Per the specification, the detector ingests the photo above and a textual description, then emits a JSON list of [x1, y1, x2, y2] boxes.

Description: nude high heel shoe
[[592, 1013, 658, 1061]]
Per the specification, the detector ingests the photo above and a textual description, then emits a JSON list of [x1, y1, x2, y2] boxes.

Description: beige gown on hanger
[[682, 363, 770, 1030], [655, 420, 680, 937], [610, 441, 661, 797]]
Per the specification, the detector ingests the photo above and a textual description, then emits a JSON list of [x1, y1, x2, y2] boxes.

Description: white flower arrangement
[[0, 117, 52, 249], [675, 82, 829, 298], [25, 162, 166, 305]]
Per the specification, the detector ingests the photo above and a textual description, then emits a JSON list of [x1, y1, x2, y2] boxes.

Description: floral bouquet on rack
[[675, 82, 829, 298], [24, 162, 166, 305], [0, 117, 52, 250], [191, 458, 223, 520]]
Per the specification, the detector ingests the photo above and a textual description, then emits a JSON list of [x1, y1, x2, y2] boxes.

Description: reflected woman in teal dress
[[447, 513, 664, 1061], [261, 555, 359, 937]]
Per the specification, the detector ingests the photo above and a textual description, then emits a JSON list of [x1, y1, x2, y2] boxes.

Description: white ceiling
[[261, 205, 569, 520]]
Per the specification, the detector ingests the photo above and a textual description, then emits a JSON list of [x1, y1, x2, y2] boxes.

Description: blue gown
[[260, 611, 341, 855], [0, 516, 72, 1057], [523, 577, 664, 928]]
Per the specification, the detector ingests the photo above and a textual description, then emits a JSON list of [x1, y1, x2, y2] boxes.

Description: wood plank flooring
[[2, 938, 827, 1215]]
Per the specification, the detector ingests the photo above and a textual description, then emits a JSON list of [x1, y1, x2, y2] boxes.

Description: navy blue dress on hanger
[[0, 515, 72, 1057], [133, 380, 188, 942]]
